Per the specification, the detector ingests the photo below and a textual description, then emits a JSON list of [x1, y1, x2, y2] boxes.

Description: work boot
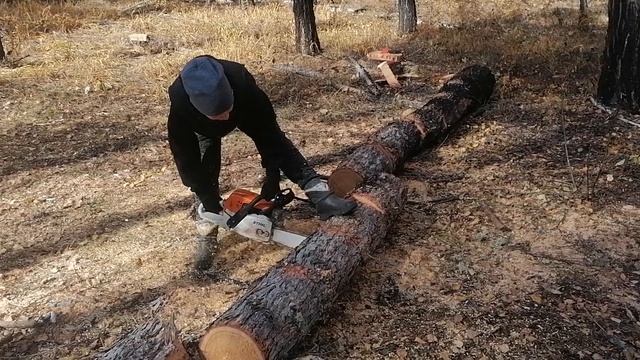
[[193, 220, 218, 271], [303, 177, 357, 220]]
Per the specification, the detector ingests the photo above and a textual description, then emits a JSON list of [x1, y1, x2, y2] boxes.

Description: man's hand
[[260, 167, 281, 200]]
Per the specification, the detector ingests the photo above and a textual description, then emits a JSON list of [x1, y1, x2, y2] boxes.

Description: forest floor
[[1, 0, 639, 359]]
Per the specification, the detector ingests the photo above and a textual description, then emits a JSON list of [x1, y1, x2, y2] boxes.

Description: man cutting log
[[167, 55, 356, 270]]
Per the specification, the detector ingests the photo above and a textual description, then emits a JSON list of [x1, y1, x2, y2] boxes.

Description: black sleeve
[[167, 106, 221, 209], [237, 71, 317, 185]]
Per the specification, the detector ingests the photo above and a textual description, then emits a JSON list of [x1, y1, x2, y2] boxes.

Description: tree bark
[[293, 0, 321, 55], [99, 318, 188, 360], [398, 0, 418, 34], [0, 35, 6, 61], [580, 0, 589, 15], [329, 65, 496, 197], [597, 0, 640, 112], [198, 65, 495, 360], [200, 175, 406, 360]]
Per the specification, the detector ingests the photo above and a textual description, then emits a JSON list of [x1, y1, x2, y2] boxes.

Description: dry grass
[[0, 0, 121, 49], [1, 0, 401, 101]]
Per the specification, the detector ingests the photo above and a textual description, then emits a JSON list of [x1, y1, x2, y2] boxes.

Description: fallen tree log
[[99, 317, 188, 360], [198, 65, 495, 360], [200, 174, 406, 360], [329, 64, 496, 197]]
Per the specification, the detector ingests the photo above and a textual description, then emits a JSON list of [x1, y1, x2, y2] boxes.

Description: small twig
[[584, 308, 607, 333], [407, 194, 461, 205], [590, 97, 640, 128], [424, 195, 461, 204], [479, 201, 511, 232], [560, 106, 577, 192], [272, 63, 375, 100]]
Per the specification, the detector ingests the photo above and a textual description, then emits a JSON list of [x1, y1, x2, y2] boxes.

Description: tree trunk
[[398, 0, 418, 34], [293, 0, 321, 55], [597, 0, 640, 112], [0, 35, 5, 61], [580, 0, 589, 15], [99, 318, 188, 360], [198, 65, 495, 360], [329, 65, 496, 197]]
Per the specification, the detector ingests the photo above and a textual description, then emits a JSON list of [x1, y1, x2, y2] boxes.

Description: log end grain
[[328, 167, 363, 198], [199, 326, 265, 360]]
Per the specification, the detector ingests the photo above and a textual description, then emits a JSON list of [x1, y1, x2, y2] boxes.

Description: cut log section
[[200, 174, 407, 360], [377, 61, 402, 88], [329, 65, 496, 197], [99, 317, 188, 360], [199, 65, 495, 360]]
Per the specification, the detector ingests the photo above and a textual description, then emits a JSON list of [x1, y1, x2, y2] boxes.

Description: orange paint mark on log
[[351, 193, 385, 214], [282, 264, 310, 279]]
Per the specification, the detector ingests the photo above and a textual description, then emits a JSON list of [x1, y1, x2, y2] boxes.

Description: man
[[168, 55, 356, 270]]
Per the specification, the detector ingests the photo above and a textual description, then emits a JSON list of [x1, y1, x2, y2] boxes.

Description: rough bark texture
[[597, 0, 640, 112], [580, 0, 589, 15], [398, 0, 418, 34], [200, 175, 407, 360], [99, 318, 188, 360], [329, 65, 496, 197], [293, 0, 321, 55]]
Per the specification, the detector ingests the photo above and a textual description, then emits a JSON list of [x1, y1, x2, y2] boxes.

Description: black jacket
[[167, 56, 315, 210]]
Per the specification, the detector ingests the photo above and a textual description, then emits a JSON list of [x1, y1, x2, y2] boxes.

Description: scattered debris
[[367, 49, 404, 63], [377, 61, 401, 88], [348, 57, 382, 96], [590, 97, 640, 129], [128, 33, 150, 43]]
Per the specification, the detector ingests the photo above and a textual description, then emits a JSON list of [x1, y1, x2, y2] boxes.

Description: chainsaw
[[197, 188, 308, 248]]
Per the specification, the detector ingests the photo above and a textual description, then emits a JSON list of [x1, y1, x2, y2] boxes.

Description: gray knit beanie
[[180, 57, 234, 117]]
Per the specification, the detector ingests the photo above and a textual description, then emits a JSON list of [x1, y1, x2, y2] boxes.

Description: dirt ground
[[1, 0, 639, 359]]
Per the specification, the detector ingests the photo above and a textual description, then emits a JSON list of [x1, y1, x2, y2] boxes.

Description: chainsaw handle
[[270, 188, 295, 209], [226, 194, 265, 229], [226, 189, 295, 229]]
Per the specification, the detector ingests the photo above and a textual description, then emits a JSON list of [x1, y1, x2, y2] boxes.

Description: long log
[[200, 174, 406, 360], [329, 65, 496, 197], [198, 65, 495, 359]]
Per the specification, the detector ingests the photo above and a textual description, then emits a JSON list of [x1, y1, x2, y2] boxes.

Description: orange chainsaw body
[[223, 189, 272, 214]]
